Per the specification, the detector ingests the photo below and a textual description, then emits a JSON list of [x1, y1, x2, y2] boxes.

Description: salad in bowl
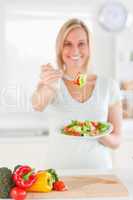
[[60, 120, 113, 140]]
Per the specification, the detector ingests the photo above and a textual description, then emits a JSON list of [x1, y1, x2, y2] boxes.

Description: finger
[[40, 64, 53, 72], [42, 69, 60, 75], [41, 69, 54, 75], [41, 64, 61, 74], [45, 70, 62, 76], [40, 73, 62, 83], [41, 63, 55, 71], [45, 77, 61, 85], [41, 74, 61, 84], [46, 73, 62, 81], [41, 67, 59, 75], [40, 71, 62, 79], [41, 63, 52, 68]]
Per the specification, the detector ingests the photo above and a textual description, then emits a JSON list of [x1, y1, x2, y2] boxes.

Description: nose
[[72, 45, 80, 55]]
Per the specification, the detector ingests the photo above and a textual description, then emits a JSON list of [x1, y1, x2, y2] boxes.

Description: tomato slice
[[72, 131, 81, 136], [91, 121, 99, 128], [76, 77, 80, 85]]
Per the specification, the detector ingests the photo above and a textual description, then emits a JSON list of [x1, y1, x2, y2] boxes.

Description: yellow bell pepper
[[26, 171, 53, 192]]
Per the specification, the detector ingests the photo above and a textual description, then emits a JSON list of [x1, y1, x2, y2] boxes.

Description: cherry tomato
[[10, 187, 27, 200], [53, 180, 68, 191]]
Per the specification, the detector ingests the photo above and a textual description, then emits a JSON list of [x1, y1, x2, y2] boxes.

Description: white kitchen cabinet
[[112, 119, 133, 169], [0, 120, 133, 170], [0, 135, 133, 170], [113, 138, 133, 169], [112, 120, 133, 168], [0, 139, 49, 170]]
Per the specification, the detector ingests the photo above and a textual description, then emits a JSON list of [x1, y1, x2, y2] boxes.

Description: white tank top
[[47, 76, 121, 169]]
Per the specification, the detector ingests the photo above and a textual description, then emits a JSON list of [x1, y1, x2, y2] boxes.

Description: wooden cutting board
[[27, 175, 128, 199]]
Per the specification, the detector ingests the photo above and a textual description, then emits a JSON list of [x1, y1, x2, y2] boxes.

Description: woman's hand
[[38, 63, 62, 91], [32, 64, 62, 111], [98, 102, 122, 149]]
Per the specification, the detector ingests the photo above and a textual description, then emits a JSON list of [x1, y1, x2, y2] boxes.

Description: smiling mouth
[[70, 56, 81, 61]]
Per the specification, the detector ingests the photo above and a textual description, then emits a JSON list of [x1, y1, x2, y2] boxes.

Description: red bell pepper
[[13, 165, 37, 189]]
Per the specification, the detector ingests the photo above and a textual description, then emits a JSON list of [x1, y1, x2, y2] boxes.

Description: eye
[[63, 42, 72, 47], [79, 42, 86, 47]]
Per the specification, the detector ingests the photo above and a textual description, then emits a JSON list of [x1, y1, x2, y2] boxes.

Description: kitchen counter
[[57, 168, 132, 200], [26, 168, 132, 200]]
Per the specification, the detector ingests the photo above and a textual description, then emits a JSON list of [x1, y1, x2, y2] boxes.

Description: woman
[[32, 18, 122, 169]]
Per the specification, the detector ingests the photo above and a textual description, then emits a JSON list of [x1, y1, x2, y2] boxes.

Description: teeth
[[71, 56, 81, 60]]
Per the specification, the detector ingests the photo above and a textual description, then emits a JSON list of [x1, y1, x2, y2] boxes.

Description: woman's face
[[62, 27, 89, 74]]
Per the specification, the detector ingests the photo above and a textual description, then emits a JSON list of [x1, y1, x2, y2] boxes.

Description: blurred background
[[0, 0, 133, 169]]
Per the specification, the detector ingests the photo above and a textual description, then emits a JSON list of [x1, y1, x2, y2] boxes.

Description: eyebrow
[[64, 39, 86, 43]]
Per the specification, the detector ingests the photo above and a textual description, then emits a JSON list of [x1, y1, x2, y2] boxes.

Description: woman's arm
[[32, 64, 62, 112], [32, 83, 56, 112], [98, 101, 123, 149]]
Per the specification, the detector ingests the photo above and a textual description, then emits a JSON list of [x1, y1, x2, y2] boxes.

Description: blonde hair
[[56, 18, 91, 70]]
